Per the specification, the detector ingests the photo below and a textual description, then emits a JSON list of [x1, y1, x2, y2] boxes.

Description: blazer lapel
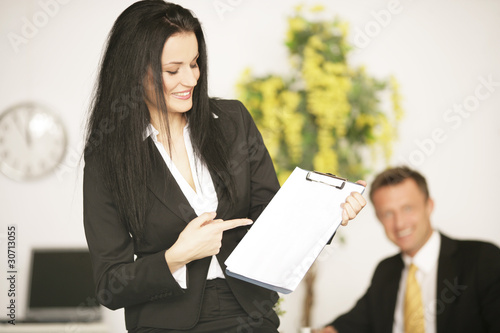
[[209, 169, 232, 220], [436, 233, 459, 333], [146, 140, 197, 223]]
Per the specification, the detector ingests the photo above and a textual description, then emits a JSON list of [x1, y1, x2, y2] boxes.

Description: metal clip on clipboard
[[306, 171, 347, 190]]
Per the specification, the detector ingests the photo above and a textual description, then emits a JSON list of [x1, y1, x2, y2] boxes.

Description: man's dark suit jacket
[[329, 233, 500, 333], [83, 100, 281, 330]]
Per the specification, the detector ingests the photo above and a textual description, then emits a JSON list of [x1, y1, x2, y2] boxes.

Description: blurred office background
[[1, 0, 499, 332]]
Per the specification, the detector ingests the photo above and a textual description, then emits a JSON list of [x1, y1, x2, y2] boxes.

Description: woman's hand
[[164, 212, 252, 273], [340, 180, 367, 226]]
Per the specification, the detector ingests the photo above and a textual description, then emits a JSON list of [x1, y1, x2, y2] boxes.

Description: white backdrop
[[1, 1, 499, 332]]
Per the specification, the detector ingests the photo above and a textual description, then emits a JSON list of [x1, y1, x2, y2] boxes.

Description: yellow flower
[[310, 4, 325, 13], [355, 114, 376, 129], [280, 90, 303, 162], [237, 9, 404, 183], [313, 148, 338, 174], [288, 16, 307, 33], [308, 35, 326, 51], [294, 4, 304, 13], [338, 21, 349, 38], [390, 75, 404, 121]]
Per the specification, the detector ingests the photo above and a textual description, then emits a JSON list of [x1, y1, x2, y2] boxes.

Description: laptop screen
[[27, 248, 101, 322]]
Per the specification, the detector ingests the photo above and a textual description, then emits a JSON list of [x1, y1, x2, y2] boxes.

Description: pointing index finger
[[217, 218, 253, 232]]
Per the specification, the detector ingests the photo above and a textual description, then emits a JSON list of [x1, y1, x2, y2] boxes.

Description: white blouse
[[145, 124, 225, 289]]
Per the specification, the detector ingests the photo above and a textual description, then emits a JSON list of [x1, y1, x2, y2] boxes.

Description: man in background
[[321, 166, 500, 333]]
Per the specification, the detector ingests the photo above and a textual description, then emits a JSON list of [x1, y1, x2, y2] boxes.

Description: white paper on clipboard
[[225, 167, 365, 294]]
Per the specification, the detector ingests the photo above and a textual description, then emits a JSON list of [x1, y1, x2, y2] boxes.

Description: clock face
[[0, 103, 68, 181]]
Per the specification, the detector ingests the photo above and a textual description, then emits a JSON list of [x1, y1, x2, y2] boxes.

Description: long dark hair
[[85, 0, 235, 242]]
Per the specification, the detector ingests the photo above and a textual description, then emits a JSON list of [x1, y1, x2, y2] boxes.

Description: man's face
[[372, 178, 434, 257]]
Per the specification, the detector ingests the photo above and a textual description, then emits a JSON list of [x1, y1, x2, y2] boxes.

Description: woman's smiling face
[[145, 32, 200, 117]]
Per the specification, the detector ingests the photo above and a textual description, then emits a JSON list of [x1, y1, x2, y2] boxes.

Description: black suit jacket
[[330, 233, 500, 333], [83, 100, 280, 330]]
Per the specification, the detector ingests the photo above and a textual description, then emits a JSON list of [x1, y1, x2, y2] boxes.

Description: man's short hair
[[369, 166, 430, 202]]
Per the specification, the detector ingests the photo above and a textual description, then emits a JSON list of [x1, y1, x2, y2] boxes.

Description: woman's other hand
[[341, 180, 367, 226]]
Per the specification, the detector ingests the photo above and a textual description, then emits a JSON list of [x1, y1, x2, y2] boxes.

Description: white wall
[[1, 0, 499, 332]]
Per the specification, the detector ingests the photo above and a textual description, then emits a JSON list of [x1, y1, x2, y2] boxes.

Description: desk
[[0, 322, 109, 333]]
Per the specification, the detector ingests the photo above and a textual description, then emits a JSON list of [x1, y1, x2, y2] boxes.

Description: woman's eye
[[166, 70, 178, 75], [190, 63, 198, 69]]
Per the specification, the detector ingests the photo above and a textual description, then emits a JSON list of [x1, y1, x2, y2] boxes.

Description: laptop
[[25, 248, 102, 323]]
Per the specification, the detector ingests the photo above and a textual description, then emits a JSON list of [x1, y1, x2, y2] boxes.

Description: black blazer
[[330, 233, 500, 333], [83, 100, 281, 330]]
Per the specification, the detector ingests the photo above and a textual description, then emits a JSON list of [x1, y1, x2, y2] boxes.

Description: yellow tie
[[404, 264, 425, 333]]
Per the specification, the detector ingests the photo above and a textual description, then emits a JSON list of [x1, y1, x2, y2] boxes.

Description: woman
[[83, 1, 366, 332]]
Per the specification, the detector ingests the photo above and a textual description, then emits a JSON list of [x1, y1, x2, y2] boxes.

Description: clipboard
[[225, 167, 365, 294]]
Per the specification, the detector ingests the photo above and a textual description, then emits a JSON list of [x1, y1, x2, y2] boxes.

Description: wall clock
[[0, 102, 68, 181]]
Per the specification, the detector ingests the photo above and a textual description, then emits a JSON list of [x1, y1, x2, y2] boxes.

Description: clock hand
[[11, 108, 32, 147]]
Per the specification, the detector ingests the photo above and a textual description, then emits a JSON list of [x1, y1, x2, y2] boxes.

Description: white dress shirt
[[392, 230, 441, 333], [145, 124, 225, 289]]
